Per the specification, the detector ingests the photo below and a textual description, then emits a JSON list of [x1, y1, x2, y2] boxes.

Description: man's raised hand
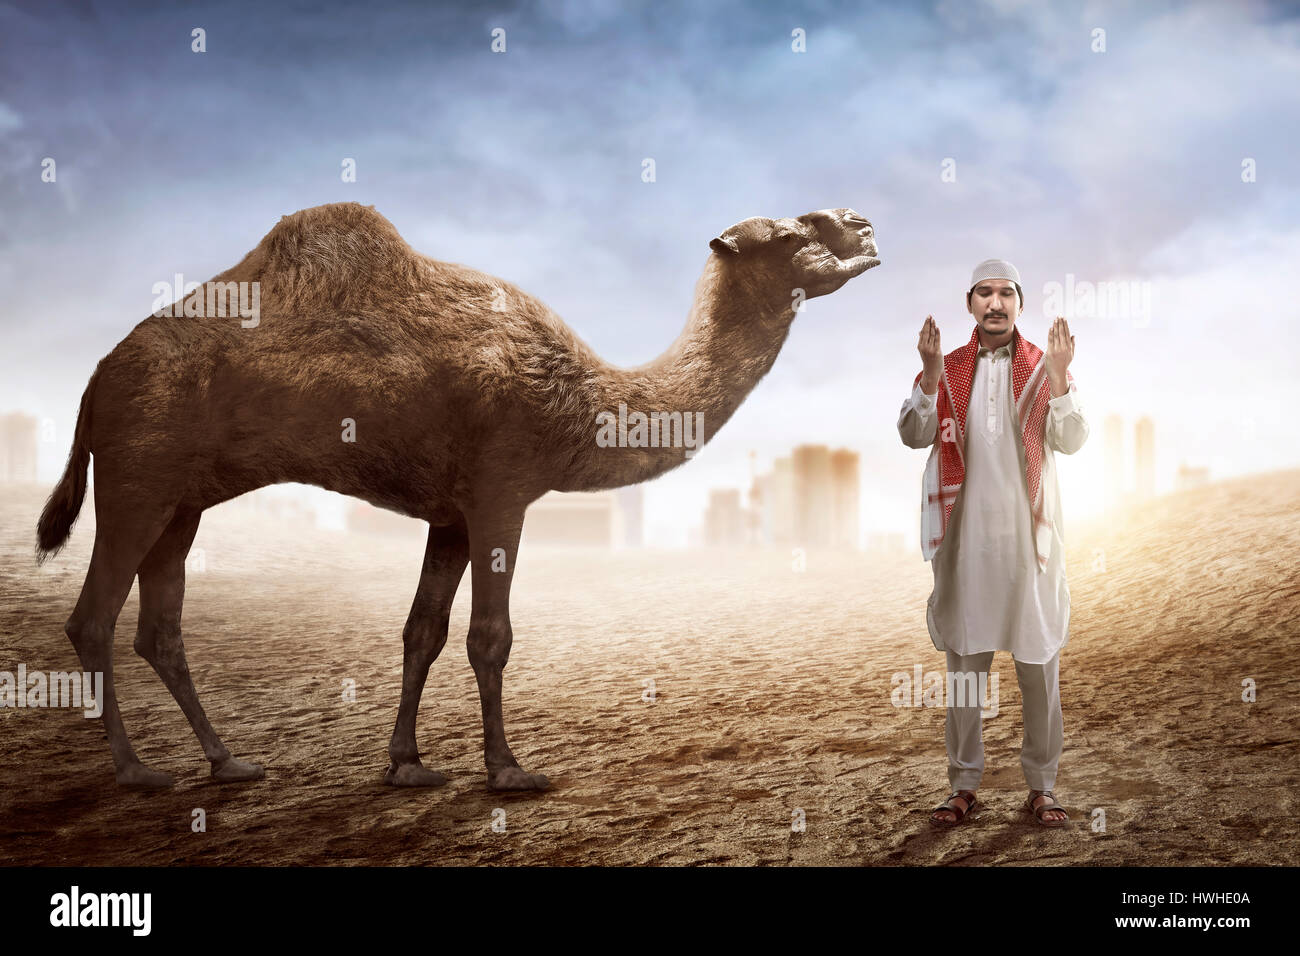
[[1046, 315, 1075, 392], [918, 315, 942, 393]]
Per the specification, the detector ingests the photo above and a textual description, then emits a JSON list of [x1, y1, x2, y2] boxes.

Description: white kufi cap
[[969, 258, 1021, 290]]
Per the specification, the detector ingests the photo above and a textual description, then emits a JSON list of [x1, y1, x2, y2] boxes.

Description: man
[[897, 259, 1089, 828]]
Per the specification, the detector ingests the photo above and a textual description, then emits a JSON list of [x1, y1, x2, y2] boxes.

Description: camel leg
[[65, 503, 179, 789], [384, 519, 469, 787], [464, 504, 549, 791], [133, 509, 264, 783]]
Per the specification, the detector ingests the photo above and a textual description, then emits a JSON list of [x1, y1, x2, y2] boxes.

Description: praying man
[[897, 259, 1089, 829]]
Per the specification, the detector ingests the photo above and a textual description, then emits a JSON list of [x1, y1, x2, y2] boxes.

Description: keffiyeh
[[911, 324, 1073, 572]]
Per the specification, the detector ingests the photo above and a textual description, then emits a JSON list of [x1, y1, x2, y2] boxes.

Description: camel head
[[708, 207, 880, 300]]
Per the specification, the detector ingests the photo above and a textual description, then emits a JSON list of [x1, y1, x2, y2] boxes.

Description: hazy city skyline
[[2, 0, 1297, 547]]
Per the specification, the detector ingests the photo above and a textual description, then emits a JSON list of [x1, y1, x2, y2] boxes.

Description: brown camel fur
[[36, 201, 880, 790]]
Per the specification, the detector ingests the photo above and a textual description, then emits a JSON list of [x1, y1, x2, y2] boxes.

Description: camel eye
[[778, 232, 798, 242]]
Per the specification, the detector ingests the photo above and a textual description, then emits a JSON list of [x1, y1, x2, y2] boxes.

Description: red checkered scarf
[[911, 324, 1073, 572]]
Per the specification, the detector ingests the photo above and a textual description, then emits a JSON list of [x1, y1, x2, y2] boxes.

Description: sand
[[1, 472, 1296, 866]]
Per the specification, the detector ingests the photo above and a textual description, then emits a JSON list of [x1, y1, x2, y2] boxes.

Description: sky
[[1, 0, 1298, 546]]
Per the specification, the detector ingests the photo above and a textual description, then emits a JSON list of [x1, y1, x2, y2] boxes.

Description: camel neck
[[554, 259, 794, 491]]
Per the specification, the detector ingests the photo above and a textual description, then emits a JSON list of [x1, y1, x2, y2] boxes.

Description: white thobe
[[897, 342, 1089, 665]]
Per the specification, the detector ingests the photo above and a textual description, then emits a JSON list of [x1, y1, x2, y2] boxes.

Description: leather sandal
[[930, 789, 978, 828], [1024, 789, 1068, 827]]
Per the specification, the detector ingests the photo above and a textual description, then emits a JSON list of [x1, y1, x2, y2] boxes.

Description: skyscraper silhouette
[[1135, 416, 1155, 501]]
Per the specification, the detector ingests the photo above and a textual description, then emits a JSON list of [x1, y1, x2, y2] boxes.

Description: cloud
[[0, 102, 22, 135]]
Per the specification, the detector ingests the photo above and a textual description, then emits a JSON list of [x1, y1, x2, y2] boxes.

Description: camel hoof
[[487, 766, 551, 791], [211, 757, 265, 782], [116, 763, 175, 790], [384, 762, 449, 788]]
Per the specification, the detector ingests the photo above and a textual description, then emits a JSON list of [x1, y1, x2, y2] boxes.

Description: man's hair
[[967, 281, 1024, 309]]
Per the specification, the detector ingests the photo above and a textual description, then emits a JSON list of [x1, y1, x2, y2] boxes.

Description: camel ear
[[710, 235, 740, 256]]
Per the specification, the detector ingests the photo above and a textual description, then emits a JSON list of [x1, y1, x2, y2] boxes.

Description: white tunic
[[897, 341, 1090, 664]]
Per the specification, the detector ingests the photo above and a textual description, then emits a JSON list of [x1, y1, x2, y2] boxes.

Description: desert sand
[[1, 471, 1296, 866]]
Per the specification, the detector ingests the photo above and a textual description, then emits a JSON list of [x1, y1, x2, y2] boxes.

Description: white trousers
[[944, 649, 1063, 792]]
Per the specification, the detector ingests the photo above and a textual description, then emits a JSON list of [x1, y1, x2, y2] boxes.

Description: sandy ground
[[1, 472, 1297, 866]]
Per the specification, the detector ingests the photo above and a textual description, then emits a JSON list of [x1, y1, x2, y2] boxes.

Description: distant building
[[793, 445, 832, 548], [1176, 463, 1210, 490], [734, 444, 861, 549], [830, 449, 859, 549], [343, 488, 644, 548], [347, 501, 424, 538], [523, 490, 625, 548], [704, 488, 746, 547], [1104, 413, 1124, 511], [614, 484, 644, 547], [1135, 416, 1155, 501], [228, 488, 319, 525], [0, 412, 38, 483], [753, 456, 796, 545]]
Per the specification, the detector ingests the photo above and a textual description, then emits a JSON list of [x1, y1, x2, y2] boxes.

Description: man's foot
[[1025, 789, 1068, 826], [930, 789, 978, 827]]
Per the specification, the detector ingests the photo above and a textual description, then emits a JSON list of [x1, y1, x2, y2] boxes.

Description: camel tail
[[36, 366, 100, 564]]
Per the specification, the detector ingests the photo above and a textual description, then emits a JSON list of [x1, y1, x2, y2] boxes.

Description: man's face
[[967, 279, 1020, 338]]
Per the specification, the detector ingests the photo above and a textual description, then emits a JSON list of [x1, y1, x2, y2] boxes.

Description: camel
[[36, 201, 880, 791]]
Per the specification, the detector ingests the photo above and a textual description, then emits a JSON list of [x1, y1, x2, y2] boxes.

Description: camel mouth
[[811, 210, 879, 264], [850, 238, 879, 260], [827, 231, 877, 258]]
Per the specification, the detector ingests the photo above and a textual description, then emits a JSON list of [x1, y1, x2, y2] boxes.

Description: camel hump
[[260, 202, 414, 282]]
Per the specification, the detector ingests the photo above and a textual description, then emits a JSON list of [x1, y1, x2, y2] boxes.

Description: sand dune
[[1, 471, 1296, 866]]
